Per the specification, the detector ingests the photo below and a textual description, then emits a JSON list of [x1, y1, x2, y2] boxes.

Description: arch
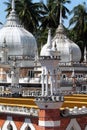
[[66, 118, 81, 130], [25, 125, 31, 130], [70, 127, 75, 130], [20, 118, 35, 130], [2, 116, 17, 130], [7, 123, 13, 130]]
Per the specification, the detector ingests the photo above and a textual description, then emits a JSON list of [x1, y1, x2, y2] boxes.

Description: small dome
[[40, 29, 52, 56], [52, 24, 81, 62], [40, 29, 59, 57], [0, 2, 37, 59]]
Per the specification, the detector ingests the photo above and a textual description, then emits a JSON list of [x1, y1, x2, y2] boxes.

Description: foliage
[[69, 2, 87, 61]]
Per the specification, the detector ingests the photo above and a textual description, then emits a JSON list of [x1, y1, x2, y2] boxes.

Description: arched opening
[[25, 125, 31, 130], [7, 123, 13, 130], [70, 127, 75, 130]]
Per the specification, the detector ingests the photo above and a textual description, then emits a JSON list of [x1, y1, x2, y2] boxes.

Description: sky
[[0, 0, 87, 28]]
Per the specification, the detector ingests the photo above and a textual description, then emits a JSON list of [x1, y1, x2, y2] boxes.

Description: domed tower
[[52, 9, 81, 63], [0, 0, 37, 82]]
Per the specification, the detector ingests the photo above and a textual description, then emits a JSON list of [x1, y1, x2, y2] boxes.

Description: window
[[7, 123, 13, 130], [62, 74, 66, 79], [28, 70, 34, 78]]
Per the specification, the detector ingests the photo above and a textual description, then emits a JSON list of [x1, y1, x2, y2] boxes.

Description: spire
[[59, 5, 62, 25], [56, 5, 64, 34], [5, 0, 21, 27], [47, 29, 52, 48], [12, 0, 15, 11]]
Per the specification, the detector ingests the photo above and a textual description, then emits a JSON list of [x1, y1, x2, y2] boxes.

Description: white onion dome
[[40, 29, 59, 57], [52, 23, 81, 62], [0, 1, 37, 59]]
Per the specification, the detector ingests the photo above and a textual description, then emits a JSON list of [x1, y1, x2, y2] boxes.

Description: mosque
[[0, 0, 87, 130]]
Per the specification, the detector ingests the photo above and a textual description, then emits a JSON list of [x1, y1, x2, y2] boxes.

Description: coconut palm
[[69, 2, 87, 39], [69, 2, 87, 60], [40, 0, 71, 30]]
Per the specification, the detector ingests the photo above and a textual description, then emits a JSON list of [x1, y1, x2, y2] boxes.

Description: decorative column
[[50, 70, 53, 95], [1, 39, 8, 63], [70, 48, 73, 65], [71, 69, 76, 92], [45, 69, 48, 96], [41, 68, 45, 96], [11, 60, 19, 87]]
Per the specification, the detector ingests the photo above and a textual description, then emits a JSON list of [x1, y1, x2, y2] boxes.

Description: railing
[[61, 106, 87, 117], [22, 91, 41, 97], [35, 95, 64, 102], [0, 105, 38, 116]]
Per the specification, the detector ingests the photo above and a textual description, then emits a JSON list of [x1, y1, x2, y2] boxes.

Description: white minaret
[[35, 29, 64, 129], [40, 29, 60, 96]]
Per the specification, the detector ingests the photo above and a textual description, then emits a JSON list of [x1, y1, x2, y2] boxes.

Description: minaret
[[35, 29, 64, 129]]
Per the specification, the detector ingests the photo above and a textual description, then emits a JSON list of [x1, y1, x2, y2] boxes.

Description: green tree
[[69, 2, 87, 61], [40, 0, 71, 30]]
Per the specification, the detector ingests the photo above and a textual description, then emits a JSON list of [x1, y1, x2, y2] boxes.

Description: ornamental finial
[[12, 0, 15, 11], [59, 5, 62, 24]]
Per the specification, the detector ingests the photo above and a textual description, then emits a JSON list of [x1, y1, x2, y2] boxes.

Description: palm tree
[[69, 2, 87, 61], [40, 0, 71, 30]]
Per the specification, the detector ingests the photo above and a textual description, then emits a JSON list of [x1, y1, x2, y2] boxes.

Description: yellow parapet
[[0, 94, 87, 109], [0, 97, 38, 109]]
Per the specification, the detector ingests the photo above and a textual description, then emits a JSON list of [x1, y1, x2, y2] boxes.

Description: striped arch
[[66, 118, 81, 130], [2, 116, 17, 130], [20, 118, 35, 130]]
